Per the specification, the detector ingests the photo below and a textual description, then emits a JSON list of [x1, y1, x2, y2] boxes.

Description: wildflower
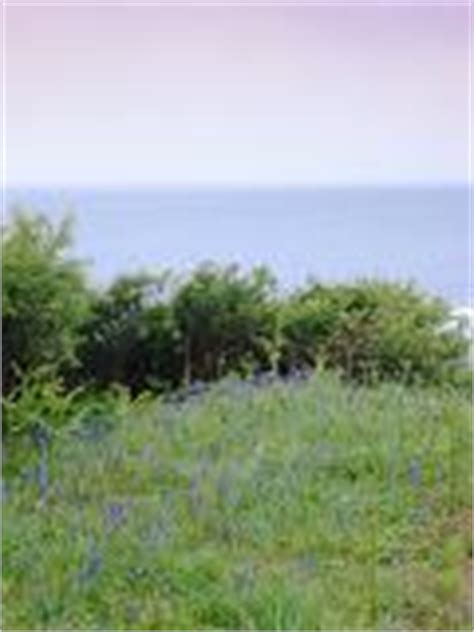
[[78, 537, 103, 584], [31, 421, 51, 503], [104, 501, 127, 532], [408, 458, 422, 488]]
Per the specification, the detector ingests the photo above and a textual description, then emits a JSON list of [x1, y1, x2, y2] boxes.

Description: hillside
[[3, 373, 472, 630]]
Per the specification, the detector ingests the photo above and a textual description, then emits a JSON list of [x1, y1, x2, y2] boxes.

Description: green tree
[[76, 272, 180, 393], [173, 264, 279, 384], [280, 281, 467, 384], [2, 210, 90, 395]]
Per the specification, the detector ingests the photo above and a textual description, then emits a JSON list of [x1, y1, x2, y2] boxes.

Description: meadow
[[2, 372, 472, 630]]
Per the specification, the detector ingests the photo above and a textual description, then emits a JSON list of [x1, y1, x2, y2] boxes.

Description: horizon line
[[4, 181, 471, 191]]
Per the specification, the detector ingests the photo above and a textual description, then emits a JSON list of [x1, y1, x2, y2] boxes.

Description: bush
[[2, 210, 90, 395], [2, 210, 469, 416], [75, 272, 181, 394], [2, 369, 137, 476], [172, 264, 279, 384], [280, 281, 468, 385], [2, 367, 82, 438]]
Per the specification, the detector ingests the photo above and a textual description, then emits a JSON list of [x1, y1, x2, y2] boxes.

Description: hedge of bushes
[[2, 210, 470, 435]]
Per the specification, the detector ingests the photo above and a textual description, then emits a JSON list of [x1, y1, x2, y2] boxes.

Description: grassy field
[[2, 372, 472, 630]]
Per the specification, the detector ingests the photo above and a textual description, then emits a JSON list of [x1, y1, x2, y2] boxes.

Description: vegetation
[[2, 211, 90, 397], [3, 374, 471, 630], [2, 210, 469, 437], [74, 273, 179, 395], [280, 281, 467, 384], [2, 210, 472, 630]]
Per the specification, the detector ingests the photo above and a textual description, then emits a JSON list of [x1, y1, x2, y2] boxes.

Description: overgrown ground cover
[[2, 372, 472, 630]]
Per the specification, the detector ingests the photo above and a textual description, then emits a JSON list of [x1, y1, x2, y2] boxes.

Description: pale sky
[[3, 4, 470, 187]]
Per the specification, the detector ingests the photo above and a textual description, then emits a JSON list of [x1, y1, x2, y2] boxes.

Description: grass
[[2, 372, 472, 630]]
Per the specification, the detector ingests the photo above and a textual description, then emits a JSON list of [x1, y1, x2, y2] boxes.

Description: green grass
[[2, 373, 472, 630]]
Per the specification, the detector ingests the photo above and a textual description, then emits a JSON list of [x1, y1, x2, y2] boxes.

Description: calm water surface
[[6, 186, 471, 305]]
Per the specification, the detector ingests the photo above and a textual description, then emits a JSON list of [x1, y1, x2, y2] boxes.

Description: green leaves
[[2, 210, 90, 397], [280, 281, 469, 385], [75, 272, 180, 394], [2, 210, 469, 436], [173, 264, 278, 383]]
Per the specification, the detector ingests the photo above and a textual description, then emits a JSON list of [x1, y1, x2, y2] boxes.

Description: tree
[[76, 272, 180, 393], [280, 280, 467, 384], [2, 210, 90, 395], [172, 264, 279, 384]]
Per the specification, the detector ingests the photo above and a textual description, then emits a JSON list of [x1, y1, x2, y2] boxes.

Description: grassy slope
[[2, 373, 472, 630]]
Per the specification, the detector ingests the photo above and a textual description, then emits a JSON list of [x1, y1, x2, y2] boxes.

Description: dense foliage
[[280, 281, 467, 384], [2, 210, 470, 438], [2, 211, 90, 396], [173, 264, 279, 384], [75, 273, 179, 395]]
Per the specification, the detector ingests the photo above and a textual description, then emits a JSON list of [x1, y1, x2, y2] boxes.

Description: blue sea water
[[5, 186, 471, 305]]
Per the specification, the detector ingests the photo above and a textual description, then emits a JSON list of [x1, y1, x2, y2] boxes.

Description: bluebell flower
[[78, 537, 103, 584], [37, 455, 49, 503], [105, 501, 127, 532], [408, 458, 422, 489]]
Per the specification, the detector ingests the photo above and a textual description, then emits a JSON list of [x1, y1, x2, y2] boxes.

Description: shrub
[[172, 264, 279, 384], [280, 281, 468, 385], [2, 369, 136, 475], [2, 367, 82, 438], [75, 272, 181, 394], [2, 210, 90, 395], [2, 210, 469, 410]]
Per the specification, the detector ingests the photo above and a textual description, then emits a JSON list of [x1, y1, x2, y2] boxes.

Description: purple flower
[[37, 450, 49, 503], [104, 501, 127, 532], [408, 458, 422, 489], [78, 537, 103, 584]]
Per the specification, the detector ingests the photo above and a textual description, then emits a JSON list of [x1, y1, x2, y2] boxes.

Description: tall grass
[[2, 372, 472, 630]]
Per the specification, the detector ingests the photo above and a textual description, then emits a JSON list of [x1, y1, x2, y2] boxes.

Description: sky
[[3, 3, 471, 188]]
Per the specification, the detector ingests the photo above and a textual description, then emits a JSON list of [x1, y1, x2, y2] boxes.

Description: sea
[[5, 186, 471, 307]]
